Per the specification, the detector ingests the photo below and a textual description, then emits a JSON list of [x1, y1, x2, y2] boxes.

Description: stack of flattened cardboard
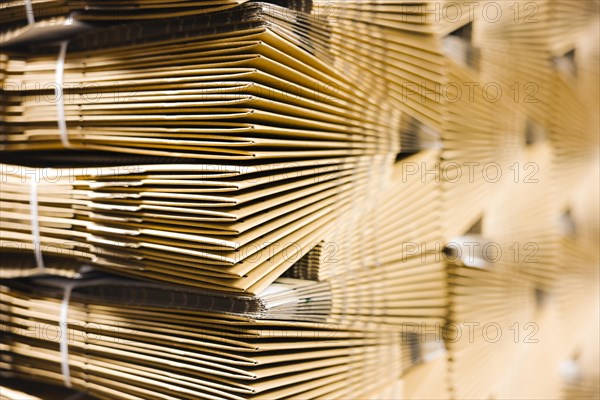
[[0, 0, 250, 45], [1, 0, 599, 399]]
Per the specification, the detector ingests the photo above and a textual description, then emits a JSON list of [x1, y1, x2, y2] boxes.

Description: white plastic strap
[[24, 0, 35, 25], [60, 283, 76, 388], [55, 41, 71, 148], [32, 277, 116, 391], [29, 177, 46, 271]]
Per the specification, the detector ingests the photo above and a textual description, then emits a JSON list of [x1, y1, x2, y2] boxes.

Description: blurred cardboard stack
[[1, 0, 599, 399], [445, 1, 600, 399]]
